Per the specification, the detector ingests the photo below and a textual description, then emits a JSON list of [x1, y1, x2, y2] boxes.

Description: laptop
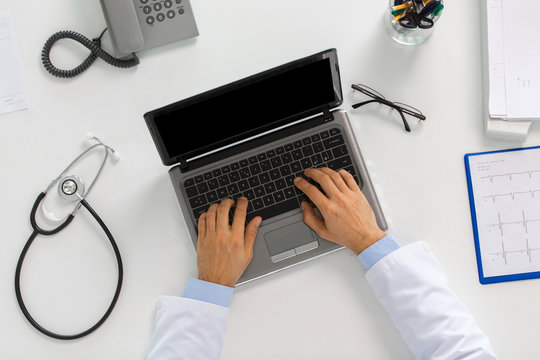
[[144, 49, 387, 285]]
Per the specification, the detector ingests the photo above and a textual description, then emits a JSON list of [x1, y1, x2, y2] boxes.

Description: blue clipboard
[[464, 145, 540, 284]]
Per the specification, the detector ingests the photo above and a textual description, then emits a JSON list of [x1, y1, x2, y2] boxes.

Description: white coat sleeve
[[365, 242, 497, 360], [147, 296, 228, 360]]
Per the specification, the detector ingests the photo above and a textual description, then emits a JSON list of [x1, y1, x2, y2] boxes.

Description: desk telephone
[[42, 0, 199, 78]]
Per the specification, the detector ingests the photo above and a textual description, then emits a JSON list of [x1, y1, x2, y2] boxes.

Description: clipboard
[[465, 146, 540, 284]]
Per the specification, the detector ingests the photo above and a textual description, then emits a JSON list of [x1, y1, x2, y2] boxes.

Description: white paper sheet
[[0, 10, 28, 115], [486, 0, 507, 119], [486, 0, 540, 121], [503, 0, 540, 120], [468, 148, 540, 278]]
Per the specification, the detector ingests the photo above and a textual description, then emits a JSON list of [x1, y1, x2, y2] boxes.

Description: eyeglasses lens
[[353, 84, 385, 100], [393, 102, 424, 130]]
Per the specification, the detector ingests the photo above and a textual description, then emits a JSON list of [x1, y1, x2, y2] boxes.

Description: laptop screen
[[145, 49, 342, 166]]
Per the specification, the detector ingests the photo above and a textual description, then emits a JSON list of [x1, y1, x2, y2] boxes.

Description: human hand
[[294, 168, 386, 255], [196, 197, 262, 287]]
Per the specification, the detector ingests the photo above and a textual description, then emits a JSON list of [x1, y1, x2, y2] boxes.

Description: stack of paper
[[487, 0, 540, 121], [0, 11, 28, 115]]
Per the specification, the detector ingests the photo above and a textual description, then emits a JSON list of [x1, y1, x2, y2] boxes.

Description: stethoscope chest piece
[[58, 175, 84, 201]]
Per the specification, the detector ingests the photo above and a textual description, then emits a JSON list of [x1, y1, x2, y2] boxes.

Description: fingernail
[[294, 177, 301, 183]]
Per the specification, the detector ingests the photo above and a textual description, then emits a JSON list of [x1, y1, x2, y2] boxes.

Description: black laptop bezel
[[144, 48, 343, 167]]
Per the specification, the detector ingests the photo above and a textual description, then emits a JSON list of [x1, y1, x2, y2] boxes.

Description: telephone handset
[[99, 0, 198, 57], [100, 0, 145, 55], [42, 0, 198, 78]]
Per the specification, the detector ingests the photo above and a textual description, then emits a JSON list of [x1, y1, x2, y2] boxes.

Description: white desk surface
[[2, 1, 540, 359]]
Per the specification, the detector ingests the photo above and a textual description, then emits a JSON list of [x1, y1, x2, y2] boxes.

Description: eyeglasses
[[351, 84, 426, 132]]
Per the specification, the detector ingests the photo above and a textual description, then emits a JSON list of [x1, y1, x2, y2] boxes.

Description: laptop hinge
[[322, 107, 334, 122], [178, 158, 190, 171]]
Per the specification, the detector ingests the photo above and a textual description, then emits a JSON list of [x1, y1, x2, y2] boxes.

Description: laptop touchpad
[[264, 221, 319, 263]]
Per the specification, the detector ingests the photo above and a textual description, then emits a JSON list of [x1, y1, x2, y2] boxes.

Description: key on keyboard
[[183, 128, 361, 223]]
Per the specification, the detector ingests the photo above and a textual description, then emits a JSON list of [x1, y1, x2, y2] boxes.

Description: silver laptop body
[[144, 49, 387, 285]]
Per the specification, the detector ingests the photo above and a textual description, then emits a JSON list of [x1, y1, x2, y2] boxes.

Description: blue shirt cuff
[[182, 278, 234, 308], [357, 234, 400, 269]]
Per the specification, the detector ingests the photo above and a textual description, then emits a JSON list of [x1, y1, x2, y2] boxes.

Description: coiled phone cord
[[15, 194, 123, 340], [41, 28, 139, 78]]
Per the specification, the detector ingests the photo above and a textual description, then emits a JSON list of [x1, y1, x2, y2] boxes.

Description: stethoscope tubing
[[15, 195, 123, 340], [30, 192, 75, 235], [15, 139, 123, 340]]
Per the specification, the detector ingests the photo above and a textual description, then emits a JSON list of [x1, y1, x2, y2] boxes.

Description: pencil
[[392, 11, 407, 23], [392, 2, 412, 11]]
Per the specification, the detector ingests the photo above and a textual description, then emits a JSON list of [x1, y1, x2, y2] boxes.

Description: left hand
[[196, 197, 262, 287], [294, 168, 386, 255]]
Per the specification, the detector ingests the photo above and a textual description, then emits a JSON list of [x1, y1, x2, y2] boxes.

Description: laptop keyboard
[[183, 128, 361, 223]]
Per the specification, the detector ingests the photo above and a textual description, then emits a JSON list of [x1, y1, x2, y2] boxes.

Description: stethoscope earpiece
[[85, 132, 119, 162], [110, 150, 120, 162]]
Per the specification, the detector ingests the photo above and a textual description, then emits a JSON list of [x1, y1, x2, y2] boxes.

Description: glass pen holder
[[385, 0, 444, 46]]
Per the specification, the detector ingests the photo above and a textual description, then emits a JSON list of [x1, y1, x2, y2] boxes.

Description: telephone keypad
[[138, 0, 186, 27]]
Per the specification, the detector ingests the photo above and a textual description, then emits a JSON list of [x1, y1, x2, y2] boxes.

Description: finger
[[338, 169, 361, 192], [198, 212, 207, 238], [294, 176, 329, 209], [232, 197, 248, 232], [304, 168, 340, 198], [205, 203, 219, 233], [300, 201, 327, 237], [217, 198, 235, 229], [244, 216, 262, 254], [319, 167, 350, 193]]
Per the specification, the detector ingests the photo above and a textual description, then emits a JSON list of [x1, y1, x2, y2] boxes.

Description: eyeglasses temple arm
[[351, 99, 381, 109]]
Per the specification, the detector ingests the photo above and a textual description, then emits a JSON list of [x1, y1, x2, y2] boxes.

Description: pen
[[432, 3, 444, 17], [418, 0, 443, 17]]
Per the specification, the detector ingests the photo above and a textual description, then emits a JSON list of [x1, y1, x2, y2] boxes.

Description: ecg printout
[[468, 148, 540, 279]]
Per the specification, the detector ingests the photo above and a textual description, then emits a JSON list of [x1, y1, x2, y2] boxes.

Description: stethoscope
[[15, 134, 123, 340]]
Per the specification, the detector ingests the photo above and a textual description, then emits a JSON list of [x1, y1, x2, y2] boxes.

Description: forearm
[[147, 279, 234, 360], [362, 239, 497, 360]]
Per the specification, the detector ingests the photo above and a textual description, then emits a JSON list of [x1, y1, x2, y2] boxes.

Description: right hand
[[294, 168, 386, 255], [196, 197, 262, 287]]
